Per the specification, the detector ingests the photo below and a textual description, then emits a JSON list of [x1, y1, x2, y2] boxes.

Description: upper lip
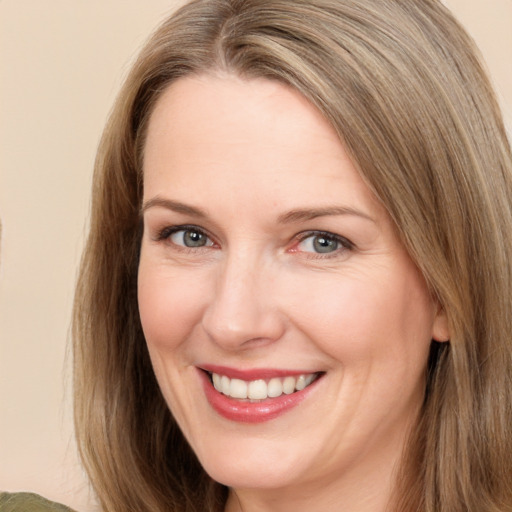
[[199, 364, 321, 381]]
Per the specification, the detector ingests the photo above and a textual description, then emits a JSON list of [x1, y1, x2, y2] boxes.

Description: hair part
[[73, 1, 512, 510]]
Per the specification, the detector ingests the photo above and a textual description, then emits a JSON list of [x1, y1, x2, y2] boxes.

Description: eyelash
[[155, 225, 216, 250], [293, 230, 354, 257], [154, 225, 354, 257]]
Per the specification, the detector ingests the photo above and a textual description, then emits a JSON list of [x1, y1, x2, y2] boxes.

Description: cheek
[[283, 264, 435, 372], [137, 258, 208, 430], [137, 260, 207, 353]]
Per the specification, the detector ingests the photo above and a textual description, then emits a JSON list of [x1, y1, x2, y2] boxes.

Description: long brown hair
[[73, 1, 512, 510]]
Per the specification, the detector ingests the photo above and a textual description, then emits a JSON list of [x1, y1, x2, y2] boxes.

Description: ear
[[432, 304, 450, 342]]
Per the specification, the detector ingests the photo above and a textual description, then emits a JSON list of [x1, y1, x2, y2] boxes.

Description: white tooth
[[283, 376, 296, 395], [212, 373, 222, 391], [221, 375, 231, 395], [295, 374, 307, 391], [305, 373, 316, 386], [267, 378, 283, 398], [230, 378, 248, 399], [248, 379, 268, 400]]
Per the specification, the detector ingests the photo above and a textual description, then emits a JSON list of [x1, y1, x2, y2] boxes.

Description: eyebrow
[[141, 197, 375, 224], [140, 197, 208, 218], [277, 206, 375, 224]]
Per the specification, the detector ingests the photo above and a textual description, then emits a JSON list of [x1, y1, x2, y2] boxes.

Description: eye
[[159, 226, 215, 248], [295, 232, 352, 255]]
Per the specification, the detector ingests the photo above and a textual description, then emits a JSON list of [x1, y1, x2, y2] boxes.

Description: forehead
[[142, 73, 384, 222], [144, 73, 342, 163]]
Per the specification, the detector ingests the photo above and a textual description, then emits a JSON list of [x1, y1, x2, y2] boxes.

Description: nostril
[[201, 306, 287, 352]]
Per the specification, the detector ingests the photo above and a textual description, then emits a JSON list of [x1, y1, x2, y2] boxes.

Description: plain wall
[[0, 1, 510, 511]]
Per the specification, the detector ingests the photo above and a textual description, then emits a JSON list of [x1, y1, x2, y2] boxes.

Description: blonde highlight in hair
[[73, 1, 512, 510]]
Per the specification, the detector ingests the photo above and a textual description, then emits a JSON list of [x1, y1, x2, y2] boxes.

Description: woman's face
[[138, 74, 447, 506]]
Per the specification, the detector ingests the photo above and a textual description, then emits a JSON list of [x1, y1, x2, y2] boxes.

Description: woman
[[71, 0, 512, 511]]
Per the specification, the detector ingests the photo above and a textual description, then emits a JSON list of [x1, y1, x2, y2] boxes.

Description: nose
[[201, 251, 286, 351]]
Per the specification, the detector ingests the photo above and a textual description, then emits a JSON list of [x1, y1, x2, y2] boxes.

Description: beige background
[[0, 1, 510, 511]]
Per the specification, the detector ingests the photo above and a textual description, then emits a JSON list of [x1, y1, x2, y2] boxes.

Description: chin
[[196, 441, 309, 490], [206, 464, 299, 491]]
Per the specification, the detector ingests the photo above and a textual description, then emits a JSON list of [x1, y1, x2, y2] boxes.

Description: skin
[[138, 73, 449, 512]]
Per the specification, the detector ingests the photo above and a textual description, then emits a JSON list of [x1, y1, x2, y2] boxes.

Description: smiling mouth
[[207, 371, 322, 401]]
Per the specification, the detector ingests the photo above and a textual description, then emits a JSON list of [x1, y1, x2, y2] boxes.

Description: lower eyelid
[[174, 229, 213, 246], [151, 225, 352, 256], [295, 232, 353, 253]]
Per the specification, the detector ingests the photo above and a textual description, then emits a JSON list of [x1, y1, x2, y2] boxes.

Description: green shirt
[[0, 493, 75, 512]]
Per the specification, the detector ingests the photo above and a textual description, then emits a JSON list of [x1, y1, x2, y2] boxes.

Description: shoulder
[[0, 493, 76, 512]]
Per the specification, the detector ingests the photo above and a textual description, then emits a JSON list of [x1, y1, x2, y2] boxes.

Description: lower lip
[[199, 370, 320, 423]]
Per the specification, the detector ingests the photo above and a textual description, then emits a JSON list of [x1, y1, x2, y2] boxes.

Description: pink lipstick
[[198, 366, 322, 423]]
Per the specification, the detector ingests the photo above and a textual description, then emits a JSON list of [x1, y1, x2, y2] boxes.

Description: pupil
[[313, 236, 337, 253], [184, 230, 205, 247]]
